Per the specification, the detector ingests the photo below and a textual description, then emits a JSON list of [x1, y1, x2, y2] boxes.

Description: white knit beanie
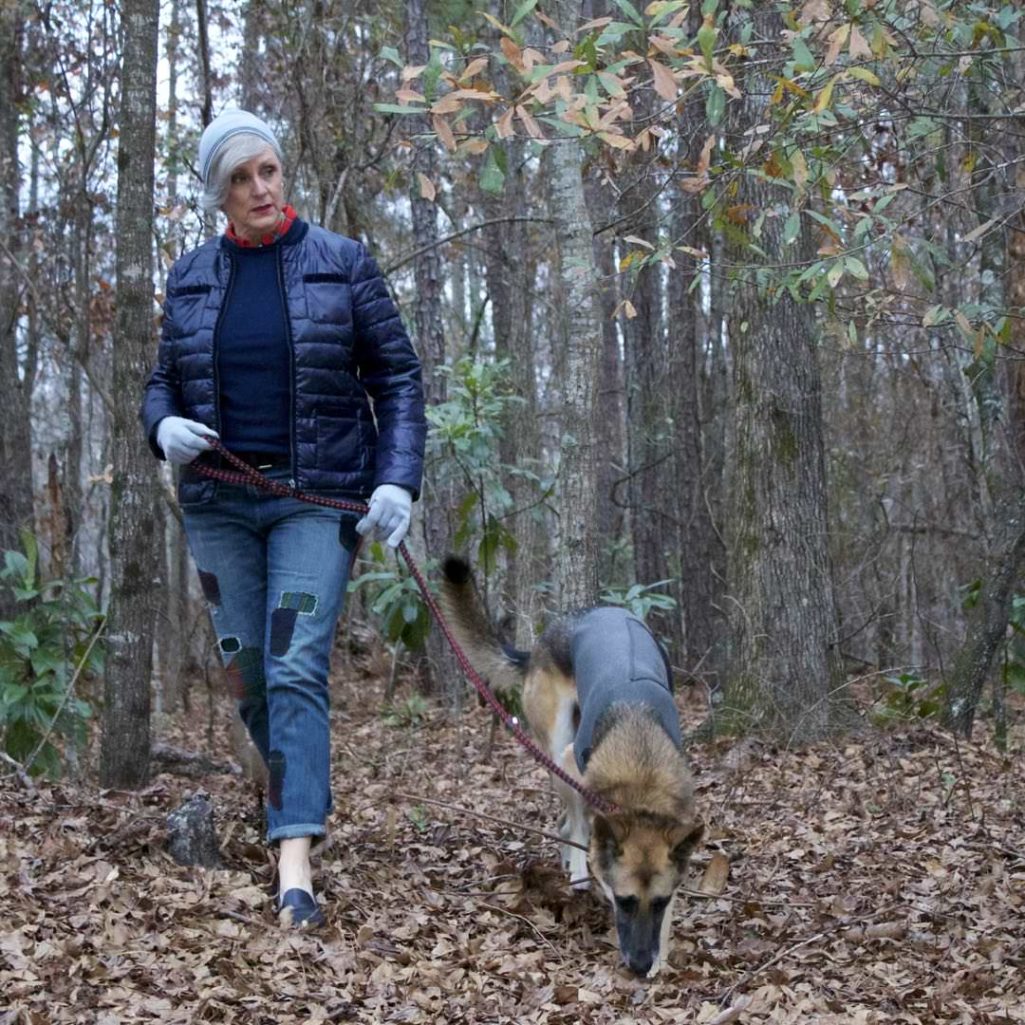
[[198, 110, 280, 188]]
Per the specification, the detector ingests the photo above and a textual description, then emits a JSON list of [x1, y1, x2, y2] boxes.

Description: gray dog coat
[[571, 607, 682, 772]]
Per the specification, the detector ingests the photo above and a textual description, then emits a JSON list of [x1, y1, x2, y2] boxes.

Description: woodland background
[[1, 0, 1024, 770], [1, 1, 1025, 1022]]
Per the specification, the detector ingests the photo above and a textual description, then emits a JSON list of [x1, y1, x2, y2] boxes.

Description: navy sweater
[[217, 217, 308, 455]]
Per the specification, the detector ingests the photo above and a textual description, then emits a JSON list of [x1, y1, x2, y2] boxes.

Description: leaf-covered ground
[[2, 659, 1024, 1024]]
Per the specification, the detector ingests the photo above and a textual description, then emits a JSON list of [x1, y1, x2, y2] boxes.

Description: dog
[[440, 557, 704, 976]]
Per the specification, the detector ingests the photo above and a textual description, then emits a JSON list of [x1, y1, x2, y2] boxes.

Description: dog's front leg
[[646, 891, 678, 978], [554, 745, 591, 890]]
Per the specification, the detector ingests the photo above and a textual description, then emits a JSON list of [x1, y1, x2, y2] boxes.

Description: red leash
[[192, 440, 618, 816]]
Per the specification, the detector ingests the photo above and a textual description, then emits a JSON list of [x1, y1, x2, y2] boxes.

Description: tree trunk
[[484, 133, 543, 643], [157, 0, 190, 711], [64, 194, 89, 575], [404, 0, 458, 702], [620, 92, 669, 619], [721, 7, 844, 742], [194, 0, 212, 128], [546, 0, 602, 608], [943, 155, 1025, 737], [942, 511, 1025, 737], [101, 0, 162, 788], [585, 173, 626, 590], [239, 0, 262, 110], [668, 117, 724, 685], [0, 3, 33, 601]]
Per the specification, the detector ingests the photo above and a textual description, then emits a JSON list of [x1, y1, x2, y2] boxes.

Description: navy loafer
[[276, 888, 326, 928]]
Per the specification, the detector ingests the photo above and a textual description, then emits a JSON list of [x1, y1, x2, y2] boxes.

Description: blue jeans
[[182, 469, 359, 842]]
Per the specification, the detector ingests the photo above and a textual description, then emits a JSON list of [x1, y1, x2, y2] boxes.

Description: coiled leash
[[193, 439, 618, 816]]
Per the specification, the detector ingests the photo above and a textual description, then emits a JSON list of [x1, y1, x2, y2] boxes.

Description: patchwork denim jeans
[[182, 469, 359, 842]]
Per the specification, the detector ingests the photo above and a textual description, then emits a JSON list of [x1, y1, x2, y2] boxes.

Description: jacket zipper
[[276, 246, 297, 488], [211, 248, 236, 443]]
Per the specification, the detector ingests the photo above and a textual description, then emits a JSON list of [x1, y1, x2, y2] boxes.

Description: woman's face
[[222, 147, 285, 243]]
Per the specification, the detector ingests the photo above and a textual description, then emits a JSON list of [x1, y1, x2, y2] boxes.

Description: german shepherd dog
[[440, 557, 704, 976]]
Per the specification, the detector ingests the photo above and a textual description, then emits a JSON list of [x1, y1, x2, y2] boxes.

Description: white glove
[[156, 416, 219, 464], [356, 484, 413, 549]]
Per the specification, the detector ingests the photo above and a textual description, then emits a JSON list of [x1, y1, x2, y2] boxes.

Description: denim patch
[[270, 608, 299, 656], [279, 591, 319, 615], [198, 569, 221, 605], [225, 647, 264, 699], [268, 750, 285, 810]]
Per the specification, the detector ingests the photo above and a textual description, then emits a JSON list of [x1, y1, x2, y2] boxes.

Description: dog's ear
[[592, 814, 624, 860], [671, 817, 705, 869]]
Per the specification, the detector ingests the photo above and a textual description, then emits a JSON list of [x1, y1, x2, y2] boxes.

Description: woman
[[141, 109, 427, 927]]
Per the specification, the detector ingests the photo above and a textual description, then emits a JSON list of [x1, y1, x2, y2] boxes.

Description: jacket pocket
[[303, 274, 353, 326], [316, 414, 364, 471], [168, 284, 213, 297], [166, 284, 214, 338]]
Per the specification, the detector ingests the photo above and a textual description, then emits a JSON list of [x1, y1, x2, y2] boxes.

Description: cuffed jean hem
[[268, 823, 327, 843]]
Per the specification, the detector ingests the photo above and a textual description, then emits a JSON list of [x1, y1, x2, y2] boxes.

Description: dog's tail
[[439, 556, 530, 696]]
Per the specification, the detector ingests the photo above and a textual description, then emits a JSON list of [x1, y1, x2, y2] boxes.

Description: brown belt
[[209, 450, 290, 471]]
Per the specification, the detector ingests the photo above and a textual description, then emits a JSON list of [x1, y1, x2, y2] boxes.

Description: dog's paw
[[566, 848, 591, 890]]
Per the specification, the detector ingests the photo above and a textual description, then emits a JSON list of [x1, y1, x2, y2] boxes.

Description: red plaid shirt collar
[[225, 203, 298, 248]]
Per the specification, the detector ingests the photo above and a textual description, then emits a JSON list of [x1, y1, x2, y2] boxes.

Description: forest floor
[[2, 642, 1024, 1025]]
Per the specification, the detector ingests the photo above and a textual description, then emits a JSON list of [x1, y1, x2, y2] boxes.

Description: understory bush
[[0, 532, 103, 777]]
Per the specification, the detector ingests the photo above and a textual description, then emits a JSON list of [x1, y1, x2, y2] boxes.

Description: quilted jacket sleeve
[[139, 267, 186, 460], [350, 244, 428, 500]]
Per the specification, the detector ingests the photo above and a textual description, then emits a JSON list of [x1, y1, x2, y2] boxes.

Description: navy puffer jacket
[[140, 224, 427, 505]]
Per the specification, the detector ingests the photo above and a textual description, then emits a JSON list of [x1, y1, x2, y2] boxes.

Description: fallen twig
[[151, 743, 242, 777], [479, 901, 565, 962], [718, 927, 834, 1004], [0, 750, 36, 791], [395, 791, 588, 851]]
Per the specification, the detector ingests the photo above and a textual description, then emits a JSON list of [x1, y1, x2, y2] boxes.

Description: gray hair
[[200, 132, 285, 218]]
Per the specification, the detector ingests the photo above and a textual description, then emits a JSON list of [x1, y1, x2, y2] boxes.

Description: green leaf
[[2, 550, 29, 583], [697, 20, 717, 68], [373, 103, 428, 115], [2, 683, 29, 705], [908, 116, 939, 140], [510, 0, 538, 26], [610, 0, 645, 27], [596, 22, 638, 47], [1006, 663, 1025, 693], [0, 623, 39, 652], [922, 305, 949, 328], [783, 210, 801, 246], [479, 147, 505, 194], [790, 35, 816, 72], [845, 256, 869, 280], [705, 82, 725, 125], [379, 46, 403, 68], [846, 66, 880, 86], [804, 209, 843, 235], [647, 1, 689, 27]]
